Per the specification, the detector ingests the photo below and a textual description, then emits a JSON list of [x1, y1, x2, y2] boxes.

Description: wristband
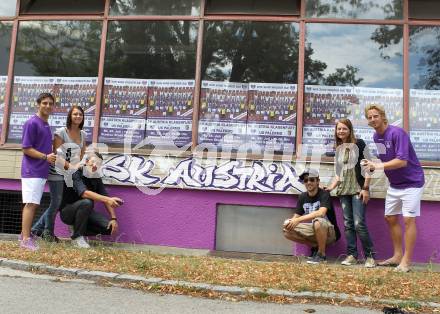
[[361, 187, 369, 191], [110, 218, 117, 221]]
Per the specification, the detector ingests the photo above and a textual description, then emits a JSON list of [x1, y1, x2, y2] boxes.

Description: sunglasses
[[303, 177, 317, 183]]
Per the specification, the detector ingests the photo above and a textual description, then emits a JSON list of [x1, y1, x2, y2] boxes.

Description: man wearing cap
[[283, 168, 341, 264]]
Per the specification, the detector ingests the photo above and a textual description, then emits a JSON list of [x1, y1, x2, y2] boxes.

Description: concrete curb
[[1, 257, 439, 309]]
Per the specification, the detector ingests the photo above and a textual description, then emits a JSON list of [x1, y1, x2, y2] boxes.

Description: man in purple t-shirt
[[20, 93, 56, 251], [364, 104, 424, 273]]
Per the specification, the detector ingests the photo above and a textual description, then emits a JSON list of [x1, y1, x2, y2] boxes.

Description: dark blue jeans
[[32, 180, 64, 235], [339, 195, 375, 258]]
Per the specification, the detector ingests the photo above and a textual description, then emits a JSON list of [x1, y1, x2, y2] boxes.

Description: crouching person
[[59, 151, 123, 248], [283, 168, 341, 264]]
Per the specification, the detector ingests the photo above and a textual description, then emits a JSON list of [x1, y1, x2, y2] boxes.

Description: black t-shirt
[[294, 188, 341, 240], [60, 169, 108, 208]]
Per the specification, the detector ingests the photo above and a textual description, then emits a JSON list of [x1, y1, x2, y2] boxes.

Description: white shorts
[[385, 186, 424, 217], [22, 178, 47, 205]]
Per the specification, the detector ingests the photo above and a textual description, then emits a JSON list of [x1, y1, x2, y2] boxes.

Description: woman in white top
[[31, 105, 87, 241]]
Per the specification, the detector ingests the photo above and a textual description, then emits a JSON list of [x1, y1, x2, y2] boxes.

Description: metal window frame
[[1, 0, 440, 165]]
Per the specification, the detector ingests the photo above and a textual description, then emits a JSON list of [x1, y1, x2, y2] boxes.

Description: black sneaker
[[307, 253, 327, 264], [41, 229, 60, 243], [382, 307, 407, 314], [307, 247, 318, 260], [31, 229, 43, 237]]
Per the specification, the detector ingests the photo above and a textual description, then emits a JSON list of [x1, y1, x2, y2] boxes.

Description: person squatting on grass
[[31, 105, 87, 242], [58, 151, 123, 248], [325, 118, 376, 268], [20, 93, 57, 251], [283, 168, 341, 264], [364, 104, 425, 273]]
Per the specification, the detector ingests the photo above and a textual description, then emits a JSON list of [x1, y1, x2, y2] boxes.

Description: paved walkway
[[1, 256, 439, 313], [0, 267, 382, 314]]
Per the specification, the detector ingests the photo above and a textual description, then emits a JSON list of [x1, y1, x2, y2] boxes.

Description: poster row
[[2, 76, 440, 160]]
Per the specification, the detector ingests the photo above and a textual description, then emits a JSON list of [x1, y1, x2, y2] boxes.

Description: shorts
[[284, 217, 336, 246], [385, 186, 423, 217], [21, 178, 47, 205]]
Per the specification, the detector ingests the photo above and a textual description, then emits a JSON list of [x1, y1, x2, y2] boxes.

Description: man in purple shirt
[[364, 104, 424, 272], [21, 93, 56, 251]]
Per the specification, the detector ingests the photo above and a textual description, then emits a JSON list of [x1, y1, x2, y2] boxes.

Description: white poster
[[9, 76, 97, 142], [99, 77, 148, 145], [199, 80, 248, 149], [246, 83, 297, 152], [410, 88, 440, 161], [145, 79, 195, 148]]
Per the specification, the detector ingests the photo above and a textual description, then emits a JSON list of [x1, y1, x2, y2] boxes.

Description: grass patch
[[250, 291, 270, 299], [1, 240, 440, 306], [396, 301, 423, 311]]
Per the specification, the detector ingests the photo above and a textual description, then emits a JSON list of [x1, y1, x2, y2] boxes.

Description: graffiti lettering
[[103, 155, 160, 186], [103, 155, 304, 194]]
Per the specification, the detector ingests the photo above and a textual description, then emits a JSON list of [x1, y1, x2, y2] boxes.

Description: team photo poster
[[9, 76, 97, 142]]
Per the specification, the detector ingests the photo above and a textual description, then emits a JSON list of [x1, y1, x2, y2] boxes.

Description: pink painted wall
[[1, 179, 438, 263]]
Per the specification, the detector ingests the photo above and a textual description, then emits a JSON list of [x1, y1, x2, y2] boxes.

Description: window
[[101, 21, 198, 147], [306, 0, 403, 19], [8, 21, 102, 143], [303, 23, 403, 155], [0, 22, 12, 138], [20, 0, 104, 15], [409, 26, 440, 161], [109, 0, 200, 16], [409, 0, 440, 20], [200, 21, 299, 154], [205, 0, 300, 15], [0, 0, 16, 16]]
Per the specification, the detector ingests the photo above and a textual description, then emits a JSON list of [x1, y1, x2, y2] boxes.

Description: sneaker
[[31, 229, 43, 237], [364, 257, 376, 268], [73, 236, 90, 249], [19, 237, 39, 251], [41, 229, 60, 243], [341, 255, 357, 266], [307, 253, 327, 264], [393, 265, 410, 273], [307, 247, 318, 260]]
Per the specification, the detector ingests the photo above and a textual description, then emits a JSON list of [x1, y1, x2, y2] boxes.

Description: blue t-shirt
[[21, 115, 53, 179], [373, 125, 424, 189]]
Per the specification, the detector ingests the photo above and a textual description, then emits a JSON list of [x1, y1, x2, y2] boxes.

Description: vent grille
[[0, 190, 50, 234]]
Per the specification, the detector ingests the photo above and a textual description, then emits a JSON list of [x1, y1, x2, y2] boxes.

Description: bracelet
[[361, 187, 369, 191], [110, 218, 117, 221]]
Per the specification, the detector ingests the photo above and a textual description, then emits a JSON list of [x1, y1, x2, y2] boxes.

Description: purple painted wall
[[1, 179, 438, 263], [58, 185, 440, 263]]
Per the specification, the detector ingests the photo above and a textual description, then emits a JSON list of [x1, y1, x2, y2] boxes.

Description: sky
[[306, 23, 403, 88], [0, 0, 16, 16]]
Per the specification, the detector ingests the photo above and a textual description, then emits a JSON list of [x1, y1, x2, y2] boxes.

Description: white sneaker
[[341, 255, 357, 266], [365, 257, 376, 268], [73, 236, 90, 249]]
